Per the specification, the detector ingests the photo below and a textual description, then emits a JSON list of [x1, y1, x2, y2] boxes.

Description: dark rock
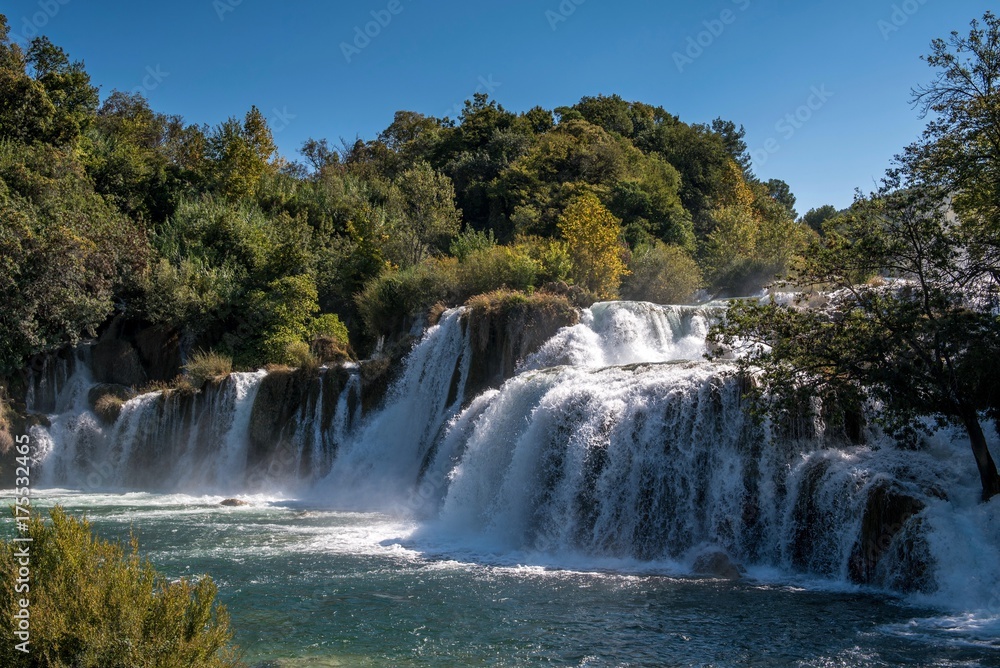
[[91, 336, 146, 388], [462, 291, 579, 403], [247, 365, 353, 484], [220, 498, 250, 507], [133, 325, 183, 383], [693, 550, 744, 580], [849, 481, 928, 588]]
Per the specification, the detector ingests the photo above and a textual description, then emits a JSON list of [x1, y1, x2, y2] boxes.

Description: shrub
[[355, 258, 459, 337], [456, 245, 539, 297], [621, 242, 703, 304], [240, 274, 320, 368], [184, 350, 233, 388], [284, 340, 319, 372], [518, 236, 573, 284], [0, 507, 243, 668], [449, 228, 496, 261], [311, 313, 350, 349], [0, 391, 12, 454], [93, 394, 125, 424]]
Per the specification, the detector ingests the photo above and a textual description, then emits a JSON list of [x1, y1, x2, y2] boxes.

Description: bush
[[93, 394, 125, 424], [311, 313, 350, 349], [355, 258, 460, 337], [449, 228, 496, 261], [0, 507, 243, 668], [184, 350, 233, 388], [456, 245, 539, 296], [284, 340, 319, 372], [621, 242, 703, 304], [240, 274, 319, 368]]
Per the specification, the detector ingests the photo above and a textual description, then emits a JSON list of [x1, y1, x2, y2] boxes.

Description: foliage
[[0, 10, 813, 368], [558, 192, 629, 298], [621, 242, 702, 304], [354, 259, 460, 338], [802, 205, 839, 233], [240, 275, 319, 368], [0, 507, 242, 668], [456, 244, 539, 296], [710, 187, 1000, 500], [311, 313, 350, 349], [183, 350, 234, 388]]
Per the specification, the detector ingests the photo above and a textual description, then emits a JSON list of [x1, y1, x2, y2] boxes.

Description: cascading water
[[25, 300, 1000, 611], [314, 308, 472, 509]]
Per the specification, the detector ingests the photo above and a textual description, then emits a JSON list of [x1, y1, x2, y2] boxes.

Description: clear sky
[[5, 0, 994, 214]]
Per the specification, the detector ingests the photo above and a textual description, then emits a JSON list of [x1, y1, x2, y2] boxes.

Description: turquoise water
[[16, 490, 1000, 667]]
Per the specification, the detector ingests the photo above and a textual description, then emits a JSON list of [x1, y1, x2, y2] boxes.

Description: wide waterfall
[[25, 301, 1000, 610]]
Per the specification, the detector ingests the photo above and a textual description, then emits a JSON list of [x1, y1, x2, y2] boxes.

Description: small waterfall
[[522, 301, 722, 370], [314, 308, 472, 508]]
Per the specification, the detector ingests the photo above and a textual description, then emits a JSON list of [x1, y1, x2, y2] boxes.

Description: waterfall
[[24, 299, 1000, 607], [313, 308, 472, 508], [522, 301, 722, 370]]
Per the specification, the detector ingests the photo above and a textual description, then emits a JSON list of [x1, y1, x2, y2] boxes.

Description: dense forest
[[0, 12, 816, 376]]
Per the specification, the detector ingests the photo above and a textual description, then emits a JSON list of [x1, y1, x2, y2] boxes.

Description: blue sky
[[5, 0, 993, 214]]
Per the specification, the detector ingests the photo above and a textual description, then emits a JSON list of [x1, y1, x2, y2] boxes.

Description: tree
[[711, 117, 752, 176], [710, 185, 1000, 501], [392, 162, 462, 267], [621, 242, 702, 304], [208, 106, 276, 200], [802, 204, 839, 233], [766, 178, 798, 219], [300, 137, 339, 173], [25, 36, 98, 143], [558, 192, 628, 298], [902, 11, 1000, 283]]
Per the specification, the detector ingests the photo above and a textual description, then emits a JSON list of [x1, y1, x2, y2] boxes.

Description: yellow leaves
[[558, 192, 629, 299]]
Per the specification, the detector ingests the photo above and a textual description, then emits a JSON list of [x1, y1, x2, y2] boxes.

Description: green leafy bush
[[456, 245, 539, 296], [621, 242, 702, 304], [311, 313, 350, 349], [355, 258, 459, 337], [0, 507, 243, 668]]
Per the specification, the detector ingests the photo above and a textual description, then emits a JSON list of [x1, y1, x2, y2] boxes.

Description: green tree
[[208, 106, 276, 200], [391, 162, 462, 267], [24, 36, 98, 144], [558, 192, 628, 298], [710, 186, 1000, 501], [802, 204, 839, 233], [902, 11, 1000, 282]]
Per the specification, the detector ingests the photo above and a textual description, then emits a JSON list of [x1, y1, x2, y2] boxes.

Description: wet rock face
[[849, 481, 928, 589], [462, 293, 579, 403], [246, 366, 352, 482]]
